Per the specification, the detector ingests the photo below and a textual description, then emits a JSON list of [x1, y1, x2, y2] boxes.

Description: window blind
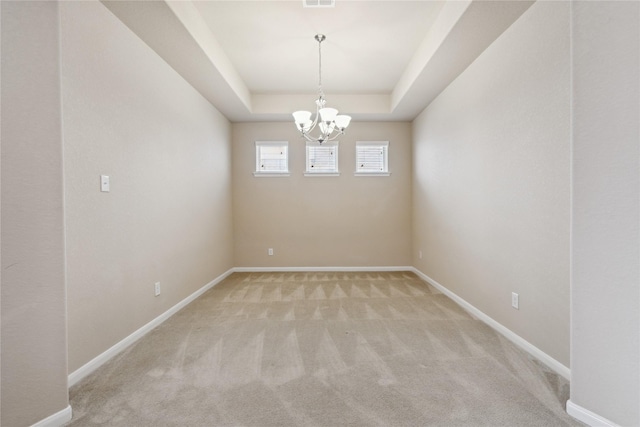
[[255, 141, 288, 173], [356, 141, 389, 173], [306, 142, 338, 173]]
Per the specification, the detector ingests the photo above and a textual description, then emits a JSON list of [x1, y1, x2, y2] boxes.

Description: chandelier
[[292, 34, 351, 144]]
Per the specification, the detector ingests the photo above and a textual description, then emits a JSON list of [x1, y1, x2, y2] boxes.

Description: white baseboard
[[233, 266, 414, 273], [566, 400, 620, 427], [69, 266, 409, 387], [410, 267, 571, 380], [68, 265, 570, 390], [31, 405, 72, 427], [234, 265, 571, 381], [68, 268, 234, 387], [67, 266, 631, 427]]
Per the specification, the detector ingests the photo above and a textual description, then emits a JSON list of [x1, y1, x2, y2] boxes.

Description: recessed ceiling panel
[[192, 1, 445, 94]]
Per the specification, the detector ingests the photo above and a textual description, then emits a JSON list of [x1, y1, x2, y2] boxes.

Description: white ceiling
[[192, 1, 445, 94], [101, 0, 535, 122]]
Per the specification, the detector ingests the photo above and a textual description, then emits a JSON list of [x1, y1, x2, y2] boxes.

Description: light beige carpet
[[67, 272, 582, 426]]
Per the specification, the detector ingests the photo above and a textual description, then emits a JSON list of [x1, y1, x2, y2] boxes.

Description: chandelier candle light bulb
[[292, 34, 351, 143]]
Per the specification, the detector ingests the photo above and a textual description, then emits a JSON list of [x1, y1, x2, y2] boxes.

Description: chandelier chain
[[317, 36, 323, 96]]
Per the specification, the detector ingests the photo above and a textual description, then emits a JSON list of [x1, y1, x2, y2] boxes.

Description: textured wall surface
[[61, 1, 234, 374], [1, 1, 70, 425], [412, 1, 571, 366], [570, 1, 640, 425], [232, 122, 412, 268]]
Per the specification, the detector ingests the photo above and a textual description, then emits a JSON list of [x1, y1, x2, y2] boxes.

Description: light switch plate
[[100, 175, 110, 192], [511, 292, 519, 309]]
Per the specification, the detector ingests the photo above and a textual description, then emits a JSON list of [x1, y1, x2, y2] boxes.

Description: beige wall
[[1, 1, 70, 425], [233, 122, 412, 268], [11, 2, 637, 425], [61, 1, 234, 374], [412, 1, 570, 366], [570, 1, 640, 425]]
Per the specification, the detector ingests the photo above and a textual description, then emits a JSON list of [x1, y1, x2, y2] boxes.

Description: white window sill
[[354, 172, 391, 177], [253, 172, 290, 177], [304, 172, 340, 177]]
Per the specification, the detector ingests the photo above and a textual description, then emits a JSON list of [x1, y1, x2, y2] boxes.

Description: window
[[355, 141, 390, 176], [305, 141, 339, 176], [254, 141, 289, 176]]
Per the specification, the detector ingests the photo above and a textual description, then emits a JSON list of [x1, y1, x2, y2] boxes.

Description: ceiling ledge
[[101, 0, 534, 123], [392, 0, 472, 110], [250, 93, 392, 122], [391, 0, 535, 118], [100, 0, 252, 122]]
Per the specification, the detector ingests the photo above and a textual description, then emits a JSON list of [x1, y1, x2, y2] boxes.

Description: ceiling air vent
[[303, 0, 335, 8]]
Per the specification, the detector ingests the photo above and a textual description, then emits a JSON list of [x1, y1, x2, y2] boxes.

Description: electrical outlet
[[268, 248, 274, 256], [511, 292, 519, 309], [155, 282, 161, 297], [419, 250, 423, 259]]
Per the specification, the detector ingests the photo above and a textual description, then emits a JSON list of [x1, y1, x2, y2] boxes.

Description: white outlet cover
[[100, 175, 110, 192]]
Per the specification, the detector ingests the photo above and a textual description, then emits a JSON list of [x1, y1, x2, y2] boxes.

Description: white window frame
[[254, 141, 290, 177], [354, 141, 390, 176], [305, 141, 340, 176]]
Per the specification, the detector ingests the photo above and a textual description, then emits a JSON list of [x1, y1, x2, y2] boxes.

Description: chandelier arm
[[302, 125, 344, 143], [308, 99, 322, 134], [300, 132, 316, 143], [324, 130, 344, 142]]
